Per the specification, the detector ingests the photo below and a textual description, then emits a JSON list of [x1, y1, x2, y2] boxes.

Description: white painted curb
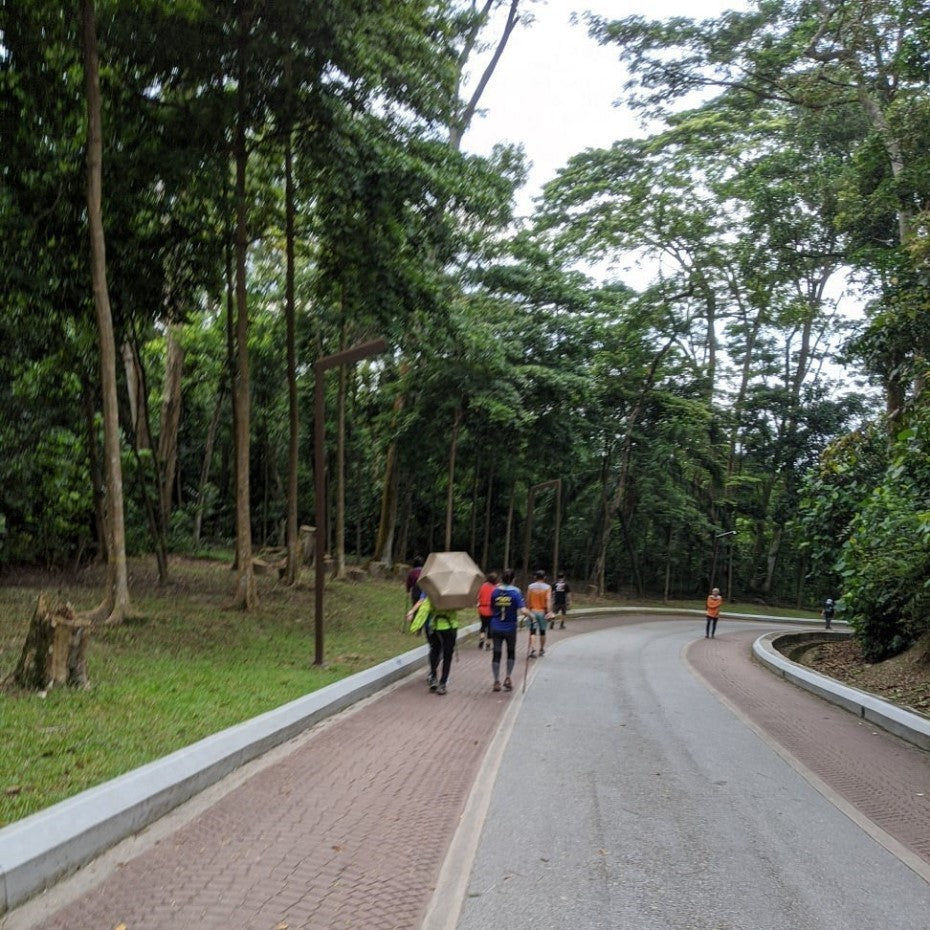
[[753, 632, 930, 752]]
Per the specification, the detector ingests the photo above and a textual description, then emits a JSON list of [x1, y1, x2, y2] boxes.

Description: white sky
[[460, 0, 749, 213]]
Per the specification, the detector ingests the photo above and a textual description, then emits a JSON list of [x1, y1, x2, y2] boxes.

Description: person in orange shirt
[[476, 572, 498, 650], [525, 570, 554, 657], [705, 587, 723, 638]]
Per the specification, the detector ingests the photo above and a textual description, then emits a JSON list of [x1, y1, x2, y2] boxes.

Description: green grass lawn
[[0, 558, 817, 828], [0, 555, 418, 827]]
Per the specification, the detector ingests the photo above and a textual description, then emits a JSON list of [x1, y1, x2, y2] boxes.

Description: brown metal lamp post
[[314, 339, 387, 666], [521, 478, 562, 588]]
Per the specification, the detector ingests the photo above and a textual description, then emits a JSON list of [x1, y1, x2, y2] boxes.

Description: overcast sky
[[460, 0, 748, 213], [458, 0, 865, 325]]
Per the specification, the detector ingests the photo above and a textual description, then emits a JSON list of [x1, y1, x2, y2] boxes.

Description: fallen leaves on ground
[[802, 637, 930, 716]]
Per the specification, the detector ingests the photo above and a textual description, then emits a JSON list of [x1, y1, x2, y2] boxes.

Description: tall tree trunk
[[121, 333, 172, 582], [449, 0, 521, 151], [81, 381, 107, 563], [82, 0, 130, 624], [444, 406, 462, 550], [590, 339, 674, 594], [469, 466, 479, 556], [503, 484, 515, 569], [372, 379, 405, 566], [193, 383, 225, 547], [663, 526, 674, 604], [335, 320, 348, 578], [224, 226, 238, 563], [121, 340, 152, 451], [481, 466, 493, 570], [232, 6, 256, 608], [371, 4, 519, 564], [282, 52, 300, 586], [157, 325, 184, 530]]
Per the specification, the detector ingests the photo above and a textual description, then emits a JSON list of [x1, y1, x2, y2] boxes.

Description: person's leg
[[438, 628, 456, 691], [705, 616, 711, 638], [710, 617, 717, 638], [492, 631, 503, 689], [428, 630, 441, 688], [504, 629, 516, 689], [528, 619, 537, 657]]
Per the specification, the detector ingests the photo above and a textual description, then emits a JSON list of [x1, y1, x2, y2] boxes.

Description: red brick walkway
[[688, 628, 930, 871], [9, 616, 930, 930], [23, 639, 520, 930]]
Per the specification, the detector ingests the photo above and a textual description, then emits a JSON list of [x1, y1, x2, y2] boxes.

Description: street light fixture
[[710, 529, 736, 598], [314, 339, 388, 666]]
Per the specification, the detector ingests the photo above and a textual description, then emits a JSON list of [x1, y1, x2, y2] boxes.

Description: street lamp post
[[710, 529, 736, 594], [314, 339, 387, 666], [521, 478, 562, 588]]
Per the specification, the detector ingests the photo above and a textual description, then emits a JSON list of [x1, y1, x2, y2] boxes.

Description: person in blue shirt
[[489, 568, 532, 692]]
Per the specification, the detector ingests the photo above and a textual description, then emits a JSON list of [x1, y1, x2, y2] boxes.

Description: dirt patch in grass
[[799, 634, 930, 718]]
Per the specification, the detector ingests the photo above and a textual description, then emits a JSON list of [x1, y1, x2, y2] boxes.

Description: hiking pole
[[522, 617, 532, 694]]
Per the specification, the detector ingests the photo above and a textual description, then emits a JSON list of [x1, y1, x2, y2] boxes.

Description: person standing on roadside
[[525, 569, 553, 657], [490, 569, 532, 692], [552, 572, 571, 629], [476, 571, 497, 650], [705, 587, 723, 638], [407, 595, 458, 695], [822, 598, 836, 630]]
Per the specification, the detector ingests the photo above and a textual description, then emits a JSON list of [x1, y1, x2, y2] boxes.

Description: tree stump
[[299, 525, 316, 566], [9, 595, 91, 690]]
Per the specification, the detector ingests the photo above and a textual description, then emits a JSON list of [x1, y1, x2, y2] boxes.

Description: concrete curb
[[0, 623, 475, 916], [569, 605, 843, 627], [753, 631, 930, 753]]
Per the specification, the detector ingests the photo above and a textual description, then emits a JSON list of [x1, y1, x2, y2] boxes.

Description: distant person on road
[[552, 572, 571, 629], [490, 569, 532, 692], [476, 571, 498, 651], [822, 598, 835, 630], [525, 569, 553, 657], [705, 587, 723, 638], [405, 555, 424, 607], [407, 595, 458, 695]]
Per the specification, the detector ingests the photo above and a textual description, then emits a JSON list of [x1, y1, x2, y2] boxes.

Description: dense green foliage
[[1, 1, 929, 655]]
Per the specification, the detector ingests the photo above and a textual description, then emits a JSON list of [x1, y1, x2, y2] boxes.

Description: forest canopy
[[1, 0, 928, 657]]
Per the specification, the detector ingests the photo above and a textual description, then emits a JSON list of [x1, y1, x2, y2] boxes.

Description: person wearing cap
[[705, 587, 723, 638], [822, 597, 836, 630]]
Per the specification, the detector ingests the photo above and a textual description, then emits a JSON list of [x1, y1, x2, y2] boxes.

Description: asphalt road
[[455, 621, 930, 930]]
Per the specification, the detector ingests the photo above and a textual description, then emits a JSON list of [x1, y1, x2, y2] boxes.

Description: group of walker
[[405, 561, 571, 695], [405, 557, 836, 692]]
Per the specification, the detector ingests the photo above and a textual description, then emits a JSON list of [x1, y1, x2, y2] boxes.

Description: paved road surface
[[4, 614, 928, 930], [454, 621, 930, 930]]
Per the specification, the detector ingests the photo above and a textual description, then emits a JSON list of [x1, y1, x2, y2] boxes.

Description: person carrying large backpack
[[407, 595, 458, 695]]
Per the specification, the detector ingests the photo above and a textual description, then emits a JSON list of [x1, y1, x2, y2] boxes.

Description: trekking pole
[[522, 618, 531, 694]]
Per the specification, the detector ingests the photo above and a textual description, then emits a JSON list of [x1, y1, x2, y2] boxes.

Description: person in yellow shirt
[[525, 570, 554, 657], [705, 587, 723, 638]]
